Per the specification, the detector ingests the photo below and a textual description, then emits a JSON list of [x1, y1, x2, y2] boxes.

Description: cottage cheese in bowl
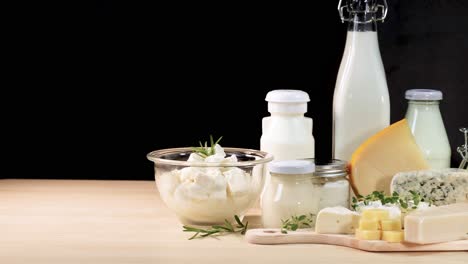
[[148, 144, 272, 225]]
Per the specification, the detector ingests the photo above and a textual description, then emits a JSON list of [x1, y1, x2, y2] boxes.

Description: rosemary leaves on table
[[182, 215, 248, 240], [281, 214, 315, 234]]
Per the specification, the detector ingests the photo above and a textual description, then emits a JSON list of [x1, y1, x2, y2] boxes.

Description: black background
[[3, 0, 467, 180]]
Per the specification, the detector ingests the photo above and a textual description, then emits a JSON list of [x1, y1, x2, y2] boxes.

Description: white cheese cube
[[224, 167, 250, 195], [315, 207, 360, 234]]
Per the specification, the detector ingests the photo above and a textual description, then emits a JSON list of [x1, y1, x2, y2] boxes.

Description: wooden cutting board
[[246, 229, 468, 252]]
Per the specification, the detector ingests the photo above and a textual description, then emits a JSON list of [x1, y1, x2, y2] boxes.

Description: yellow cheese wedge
[[382, 231, 404, 243], [361, 209, 390, 221], [359, 219, 380, 230], [355, 229, 381, 240], [349, 119, 429, 195], [381, 219, 402, 231]]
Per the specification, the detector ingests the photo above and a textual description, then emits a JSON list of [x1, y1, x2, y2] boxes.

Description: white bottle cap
[[268, 160, 315, 175], [405, 89, 443, 101], [265, 90, 310, 113]]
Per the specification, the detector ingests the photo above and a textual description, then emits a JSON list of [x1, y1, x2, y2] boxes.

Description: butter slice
[[359, 219, 380, 230], [381, 219, 402, 231], [382, 231, 404, 243], [315, 207, 360, 234], [361, 209, 390, 221], [404, 203, 468, 244], [356, 229, 381, 240]]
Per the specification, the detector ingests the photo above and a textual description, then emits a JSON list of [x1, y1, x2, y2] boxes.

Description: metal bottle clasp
[[338, 0, 388, 23], [458, 127, 468, 170]]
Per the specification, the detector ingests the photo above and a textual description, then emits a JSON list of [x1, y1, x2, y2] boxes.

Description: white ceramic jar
[[405, 89, 451, 169], [260, 90, 315, 161]]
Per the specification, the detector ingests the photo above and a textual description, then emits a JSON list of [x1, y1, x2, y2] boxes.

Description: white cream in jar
[[261, 160, 350, 228]]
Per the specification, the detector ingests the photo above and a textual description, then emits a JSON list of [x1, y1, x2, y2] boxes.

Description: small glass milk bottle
[[405, 89, 451, 169]]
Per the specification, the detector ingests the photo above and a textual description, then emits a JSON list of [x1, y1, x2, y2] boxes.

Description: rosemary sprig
[[182, 215, 248, 240], [351, 190, 433, 211], [281, 214, 315, 234], [191, 135, 223, 158], [351, 191, 397, 210]]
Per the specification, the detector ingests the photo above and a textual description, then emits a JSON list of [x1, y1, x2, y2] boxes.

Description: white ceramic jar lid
[[265, 90, 310, 113], [268, 160, 315, 175], [405, 89, 443, 101], [265, 90, 310, 103]]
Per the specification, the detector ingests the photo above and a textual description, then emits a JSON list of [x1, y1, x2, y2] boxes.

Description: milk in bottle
[[333, 0, 390, 161], [405, 89, 451, 169]]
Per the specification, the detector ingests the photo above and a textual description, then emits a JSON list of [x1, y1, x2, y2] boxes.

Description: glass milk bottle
[[405, 89, 451, 169], [333, 0, 390, 161]]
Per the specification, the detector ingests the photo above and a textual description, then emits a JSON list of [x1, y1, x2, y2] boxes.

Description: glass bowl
[[147, 147, 273, 226]]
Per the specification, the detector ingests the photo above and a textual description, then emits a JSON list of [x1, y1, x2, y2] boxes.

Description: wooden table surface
[[0, 179, 466, 264]]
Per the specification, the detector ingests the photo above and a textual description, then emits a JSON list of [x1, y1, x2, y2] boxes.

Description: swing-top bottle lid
[[338, 0, 388, 23]]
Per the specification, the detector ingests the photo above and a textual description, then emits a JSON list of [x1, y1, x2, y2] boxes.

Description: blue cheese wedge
[[391, 169, 468, 206]]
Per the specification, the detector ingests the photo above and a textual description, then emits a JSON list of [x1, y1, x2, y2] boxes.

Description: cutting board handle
[[246, 228, 351, 245], [245, 228, 468, 252]]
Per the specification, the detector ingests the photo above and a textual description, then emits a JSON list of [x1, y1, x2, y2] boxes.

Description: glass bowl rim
[[147, 147, 273, 167]]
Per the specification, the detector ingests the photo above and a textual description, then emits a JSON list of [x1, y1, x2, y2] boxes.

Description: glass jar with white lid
[[261, 159, 349, 228]]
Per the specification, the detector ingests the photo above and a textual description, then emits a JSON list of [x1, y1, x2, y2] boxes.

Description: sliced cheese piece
[[349, 119, 430, 196], [381, 219, 402, 231], [404, 203, 468, 244], [382, 231, 404, 243], [355, 201, 402, 220], [315, 207, 360, 234], [359, 219, 379, 230], [355, 229, 381, 240], [361, 209, 390, 221], [391, 169, 468, 206]]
